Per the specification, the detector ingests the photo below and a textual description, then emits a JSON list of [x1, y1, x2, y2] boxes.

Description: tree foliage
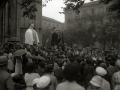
[[19, 0, 52, 19], [64, 13, 120, 48], [19, 0, 42, 19], [108, 0, 120, 18], [19, 0, 120, 19]]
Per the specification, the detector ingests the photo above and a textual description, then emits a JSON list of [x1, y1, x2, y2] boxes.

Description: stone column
[[4, 3, 9, 42], [8, 0, 20, 42], [0, 0, 8, 43]]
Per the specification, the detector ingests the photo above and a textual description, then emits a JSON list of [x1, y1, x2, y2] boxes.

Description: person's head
[[44, 65, 53, 73], [0, 46, 5, 56], [76, 58, 81, 64], [29, 21, 34, 28], [95, 67, 107, 76], [26, 63, 35, 73], [68, 58, 74, 63], [63, 63, 79, 82], [115, 60, 120, 69], [86, 58, 91, 65], [39, 62, 45, 69], [90, 75, 103, 89], [53, 26, 59, 33], [12, 74, 23, 83], [57, 62, 63, 68], [0, 56, 8, 70], [110, 61, 115, 66], [9, 49, 14, 54], [32, 76, 51, 90], [100, 63, 107, 70]]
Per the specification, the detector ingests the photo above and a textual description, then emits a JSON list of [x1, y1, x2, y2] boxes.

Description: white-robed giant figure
[[25, 21, 39, 45]]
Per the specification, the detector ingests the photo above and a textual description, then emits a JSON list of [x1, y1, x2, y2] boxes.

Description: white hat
[[90, 75, 103, 87], [96, 67, 107, 76], [92, 57, 97, 61], [116, 60, 120, 67], [34, 76, 51, 89], [11, 73, 18, 78], [32, 78, 40, 85]]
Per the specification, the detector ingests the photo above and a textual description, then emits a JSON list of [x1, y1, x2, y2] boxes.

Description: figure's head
[[0, 56, 8, 70], [26, 62, 35, 73], [29, 21, 34, 28], [63, 63, 79, 82], [53, 26, 59, 33]]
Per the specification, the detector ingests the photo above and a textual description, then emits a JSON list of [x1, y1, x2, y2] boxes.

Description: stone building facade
[[0, 0, 42, 44], [65, 1, 110, 29]]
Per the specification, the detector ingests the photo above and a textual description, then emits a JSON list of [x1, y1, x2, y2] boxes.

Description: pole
[[62, 32, 64, 51], [104, 37, 105, 51]]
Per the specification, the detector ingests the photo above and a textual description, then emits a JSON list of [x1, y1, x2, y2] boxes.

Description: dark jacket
[[0, 70, 14, 90], [51, 32, 60, 46], [84, 64, 94, 80]]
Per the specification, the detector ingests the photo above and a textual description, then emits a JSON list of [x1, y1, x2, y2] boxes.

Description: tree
[[19, 0, 120, 20], [42, 28, 52, 47], [19, 0, 42, 19], [108, 0, 120, 19]]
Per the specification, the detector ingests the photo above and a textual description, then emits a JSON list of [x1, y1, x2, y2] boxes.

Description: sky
[[42, 0, 95, 23]]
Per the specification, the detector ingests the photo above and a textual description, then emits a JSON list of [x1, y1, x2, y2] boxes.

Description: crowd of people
[[0, 42, 120, 90]]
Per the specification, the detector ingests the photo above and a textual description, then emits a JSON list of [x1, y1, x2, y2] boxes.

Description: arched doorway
[[0, 0, 17, 43]]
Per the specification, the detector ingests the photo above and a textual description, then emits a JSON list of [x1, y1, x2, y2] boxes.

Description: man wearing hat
[[95, 67, 110, 90], [25, 21, 39, 45], [0, 56, 14, 90]]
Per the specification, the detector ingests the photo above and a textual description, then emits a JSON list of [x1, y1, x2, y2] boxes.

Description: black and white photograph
[[0, 0, 120, 90]]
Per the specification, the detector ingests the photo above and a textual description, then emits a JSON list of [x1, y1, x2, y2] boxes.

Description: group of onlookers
[[0, 43, 120, 90]]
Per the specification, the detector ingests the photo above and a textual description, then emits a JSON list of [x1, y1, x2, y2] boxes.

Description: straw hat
[[96, 67, 107, 76], [32, 76, 51, 89], [0, 56, 8, 66], [90, 75, 103, 87]]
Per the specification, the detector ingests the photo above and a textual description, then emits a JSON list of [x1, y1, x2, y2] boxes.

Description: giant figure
[[51, 26, 61, 46], [25, 21, 39, 45]]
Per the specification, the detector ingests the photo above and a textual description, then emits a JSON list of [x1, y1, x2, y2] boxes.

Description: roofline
[[42, 16, 64, 24]]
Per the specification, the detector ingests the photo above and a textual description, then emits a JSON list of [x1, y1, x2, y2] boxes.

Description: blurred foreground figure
[[56, 64, 85, 90], [0, 56, 14, 90], [25, 21, 39, 45]]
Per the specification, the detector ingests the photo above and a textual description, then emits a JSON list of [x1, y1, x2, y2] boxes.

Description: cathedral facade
[[0, 0, 42, 44]]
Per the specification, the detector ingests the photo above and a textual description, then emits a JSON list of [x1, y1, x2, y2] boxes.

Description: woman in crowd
[[24, 62, 40, 90], [87, 75, 103, 90], [56, 63, 85, 90], [8, 49, 14, 73], [15, 56, 23, 75], [32, 75, 51, 90]]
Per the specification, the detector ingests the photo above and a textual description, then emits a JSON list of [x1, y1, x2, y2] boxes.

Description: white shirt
[[25, 28, 39, 45]]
